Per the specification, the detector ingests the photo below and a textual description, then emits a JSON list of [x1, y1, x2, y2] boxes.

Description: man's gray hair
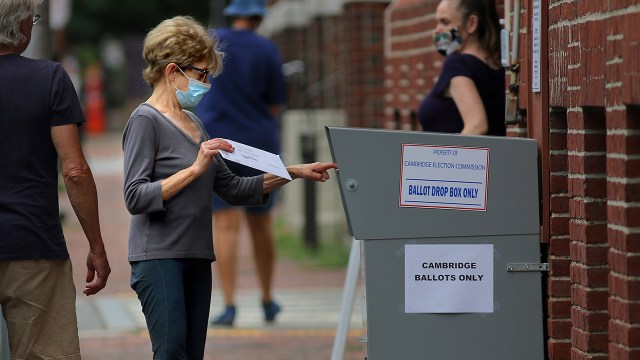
[[0, 0, 41, 48]]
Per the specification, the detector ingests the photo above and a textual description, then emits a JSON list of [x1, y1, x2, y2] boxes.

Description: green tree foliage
[[67, 0, 211, 44]]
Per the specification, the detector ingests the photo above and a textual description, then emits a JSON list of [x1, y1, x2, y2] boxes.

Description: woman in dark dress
[[417, 0, 505, 136]]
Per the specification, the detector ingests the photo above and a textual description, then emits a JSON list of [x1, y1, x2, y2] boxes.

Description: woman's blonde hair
[[142, 16, 223, 87]]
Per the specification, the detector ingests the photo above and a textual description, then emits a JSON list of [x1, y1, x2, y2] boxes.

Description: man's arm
[[51, 124, 110, 296]]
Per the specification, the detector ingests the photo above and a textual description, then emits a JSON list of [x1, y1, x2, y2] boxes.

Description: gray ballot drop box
[[326, 127, 544, 359]]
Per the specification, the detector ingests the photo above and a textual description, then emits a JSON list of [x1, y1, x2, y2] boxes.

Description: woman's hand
[[192, 138, 234, 176], [262, 161, 338, 194], [287, 162, 338, 181], [161, 138, 235, 201]]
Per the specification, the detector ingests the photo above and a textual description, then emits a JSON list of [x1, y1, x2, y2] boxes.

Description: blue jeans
[[130, 259, 212, 360]]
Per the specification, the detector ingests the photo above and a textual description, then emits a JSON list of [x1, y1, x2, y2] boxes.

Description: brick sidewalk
[[60, 132, 366, 359], [79, 330, 366, 360]]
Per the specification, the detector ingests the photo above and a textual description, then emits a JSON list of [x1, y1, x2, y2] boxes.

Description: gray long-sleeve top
[[122, 104, 267, 262]]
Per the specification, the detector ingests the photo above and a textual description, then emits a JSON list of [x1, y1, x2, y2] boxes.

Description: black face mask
[[433, 28, 463, 56]]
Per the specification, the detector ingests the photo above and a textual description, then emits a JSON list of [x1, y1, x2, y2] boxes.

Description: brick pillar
[[547, 107, 571, 359], [546, 15, 573, 357], [607, 107, 640, 360], [567, 108, 609, 360], [607, 7, 640, 357]]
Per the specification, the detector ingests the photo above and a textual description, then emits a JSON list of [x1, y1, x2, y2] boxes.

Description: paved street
[[58, 132, 366, 360], [76, 288, 363, 335]]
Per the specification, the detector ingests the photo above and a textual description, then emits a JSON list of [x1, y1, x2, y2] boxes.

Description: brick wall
[[268, 1, 387, 128], [264, 0, 640, 357], [272, 28, 307, 108], [271, 16, 345, 111], [384, 0, 437, 130], [546, 1, 640, 359], [384, 0, 640, 359], [343, 1, 389, 127]]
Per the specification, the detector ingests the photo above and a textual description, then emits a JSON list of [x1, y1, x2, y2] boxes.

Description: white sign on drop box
[[400, 144, 490, 211], [405, 244, 494, 313]]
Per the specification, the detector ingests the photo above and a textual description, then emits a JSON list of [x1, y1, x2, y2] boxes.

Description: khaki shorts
[[0, 259, 81, 360]]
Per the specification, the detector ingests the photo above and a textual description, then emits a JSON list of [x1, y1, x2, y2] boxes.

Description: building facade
[[264, 0, 640, 358]]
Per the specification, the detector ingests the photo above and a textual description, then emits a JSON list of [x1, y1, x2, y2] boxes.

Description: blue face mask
[[173, 67, 211, 108], [434, 28, 463, 56]]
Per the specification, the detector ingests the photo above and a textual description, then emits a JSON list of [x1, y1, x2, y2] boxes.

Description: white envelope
[[219, 139, 292, 180]]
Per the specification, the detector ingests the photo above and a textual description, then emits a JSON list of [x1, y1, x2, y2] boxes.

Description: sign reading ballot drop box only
[[400, 144, 489, 211], [405, 244, 494, 313]]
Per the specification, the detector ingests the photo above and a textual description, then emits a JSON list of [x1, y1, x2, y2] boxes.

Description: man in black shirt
[[0, 1, 111, 358]]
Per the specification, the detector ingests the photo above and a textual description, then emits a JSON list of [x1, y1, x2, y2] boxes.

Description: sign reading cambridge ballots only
[[400, 144, 490, 211], [405, 244, 494, 313]]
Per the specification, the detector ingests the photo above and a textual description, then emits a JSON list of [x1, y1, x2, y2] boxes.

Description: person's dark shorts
[[213, 158, 278, 214]]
